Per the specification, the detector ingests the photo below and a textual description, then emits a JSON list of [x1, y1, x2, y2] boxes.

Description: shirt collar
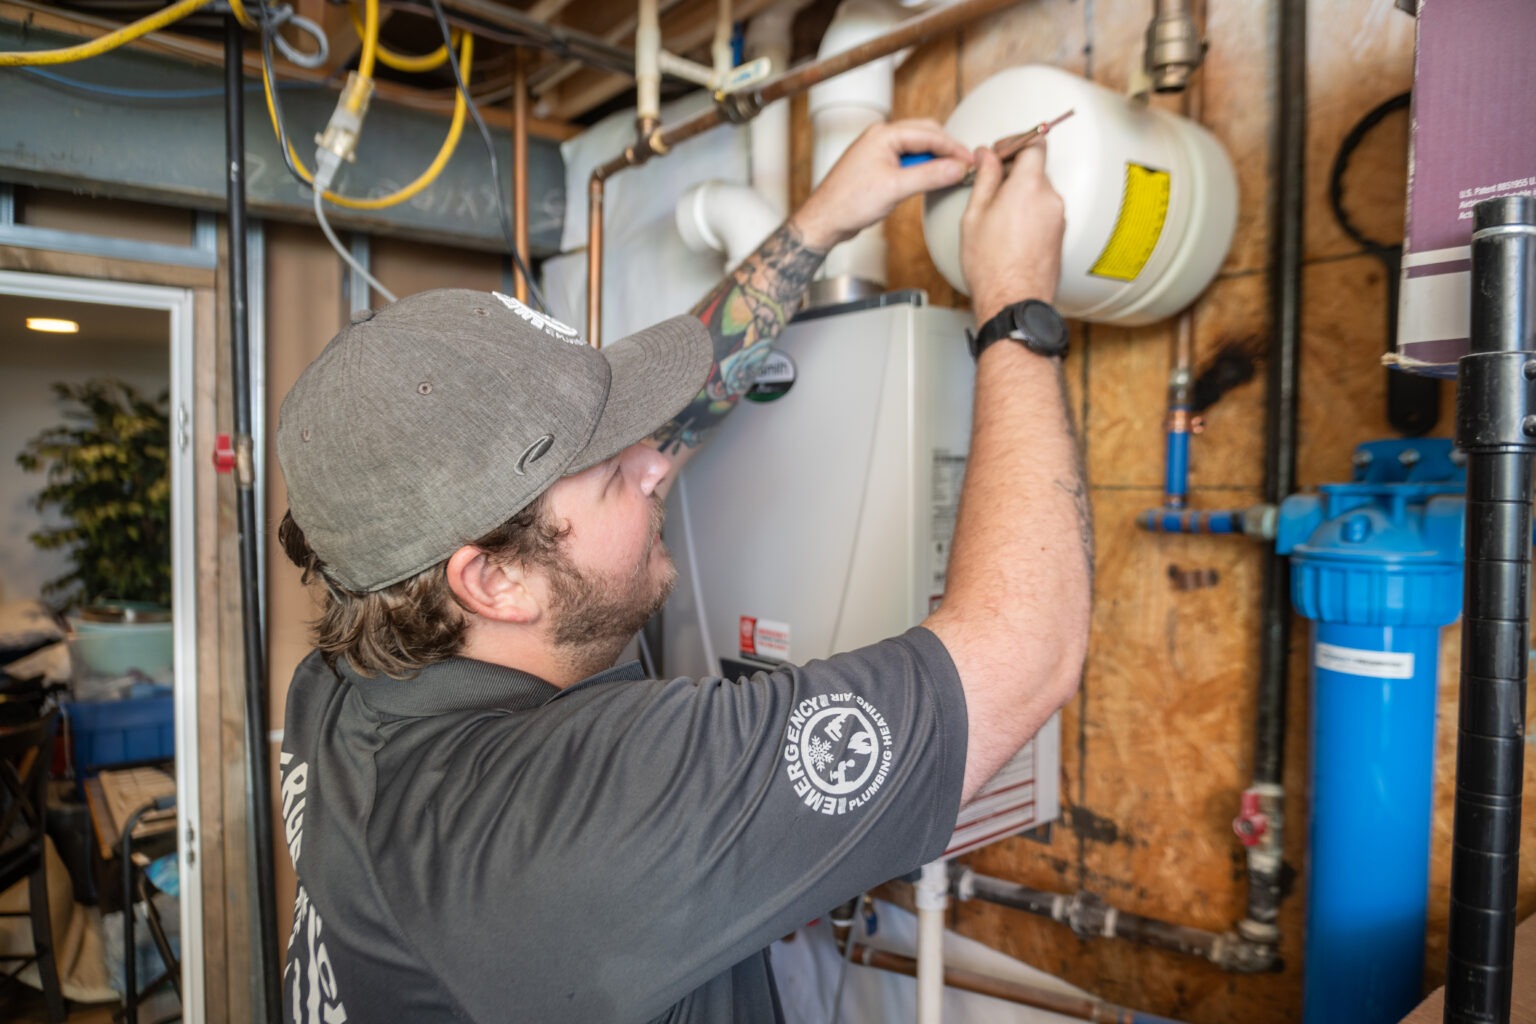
[[341, 656, 646, 717]]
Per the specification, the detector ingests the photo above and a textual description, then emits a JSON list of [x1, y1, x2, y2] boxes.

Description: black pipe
[[1445, 195, 1536, 1024], [1241, 0, 1305, 944], [226, 17, 282, 1023]]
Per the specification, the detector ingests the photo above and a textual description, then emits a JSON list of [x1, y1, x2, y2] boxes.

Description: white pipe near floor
[[915, 860, 949, 1024]]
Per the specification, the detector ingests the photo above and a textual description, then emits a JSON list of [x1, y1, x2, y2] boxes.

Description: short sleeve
[[372, 626, 966, 1023]]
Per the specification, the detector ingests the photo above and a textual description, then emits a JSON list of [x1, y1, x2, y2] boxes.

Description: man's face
[[539, 444, 677, 658]]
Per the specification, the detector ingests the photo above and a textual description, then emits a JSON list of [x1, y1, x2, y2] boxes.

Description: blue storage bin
[[65, 695, 175, 778]]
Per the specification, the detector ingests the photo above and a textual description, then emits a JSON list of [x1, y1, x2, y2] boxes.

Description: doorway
[[0, 269, 204, 1022]]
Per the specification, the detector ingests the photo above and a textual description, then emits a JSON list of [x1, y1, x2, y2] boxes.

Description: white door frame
[[0, 269, 205, 1023]]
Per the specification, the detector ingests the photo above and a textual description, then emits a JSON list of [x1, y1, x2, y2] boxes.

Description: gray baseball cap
[[276, 289, 712, 592]]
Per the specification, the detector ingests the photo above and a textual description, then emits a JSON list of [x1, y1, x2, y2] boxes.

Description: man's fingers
[[901, 157, 970, 195], [964, 146, 1003, 216], [879, 121, 974, 165], [1000, 140, 1049, 191]]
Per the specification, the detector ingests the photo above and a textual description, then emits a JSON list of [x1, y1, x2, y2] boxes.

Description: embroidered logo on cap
[[782, 693, 893, 816], [492, 292, 584, 344]]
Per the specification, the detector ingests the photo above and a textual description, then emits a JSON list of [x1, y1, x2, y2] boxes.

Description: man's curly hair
[[278, 495, 567, 678]]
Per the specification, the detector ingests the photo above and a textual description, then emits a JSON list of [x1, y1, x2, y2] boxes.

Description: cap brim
[[567, 314, 713, 473]]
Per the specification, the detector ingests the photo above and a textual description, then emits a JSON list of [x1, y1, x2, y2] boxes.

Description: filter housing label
[[1315, 642, 1415, 680]]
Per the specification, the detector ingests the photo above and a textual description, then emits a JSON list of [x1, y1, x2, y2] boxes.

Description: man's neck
[[459, 624, 626, 689]]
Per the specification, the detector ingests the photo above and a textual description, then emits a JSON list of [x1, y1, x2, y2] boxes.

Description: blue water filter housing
[[1275, 439, 1466, 1024]]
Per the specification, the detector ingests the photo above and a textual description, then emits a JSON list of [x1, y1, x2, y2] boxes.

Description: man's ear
[[445, 545, 541, 624]]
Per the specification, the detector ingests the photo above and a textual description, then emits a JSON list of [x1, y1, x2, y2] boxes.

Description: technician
[[273, 118, 1091, 1023]]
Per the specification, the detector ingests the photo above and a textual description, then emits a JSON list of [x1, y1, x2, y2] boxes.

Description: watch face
[[1019, 300, 1068, 356]]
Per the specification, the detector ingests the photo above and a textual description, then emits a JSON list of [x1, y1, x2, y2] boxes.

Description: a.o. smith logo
[[492, 292, 583, 343], [782, 693, 892, 816]]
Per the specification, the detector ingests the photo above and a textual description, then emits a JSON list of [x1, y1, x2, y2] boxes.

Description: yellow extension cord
[[1, 0, 469, 211], [262, 30, 473, 210], [0, 0, 214, 66], [348, 2, 458, 74]]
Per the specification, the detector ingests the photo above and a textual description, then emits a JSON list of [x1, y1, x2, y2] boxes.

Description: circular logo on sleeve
[[782, 694, 893, 815]]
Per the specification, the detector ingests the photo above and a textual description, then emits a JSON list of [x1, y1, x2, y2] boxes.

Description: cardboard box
[[1395, 0, 1536, 377]]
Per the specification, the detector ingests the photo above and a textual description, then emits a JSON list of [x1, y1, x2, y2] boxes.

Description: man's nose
[[622, 444, 671, 497]]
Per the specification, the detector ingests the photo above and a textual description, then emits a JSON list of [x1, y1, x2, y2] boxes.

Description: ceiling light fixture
[[26, 317, 80, 334]]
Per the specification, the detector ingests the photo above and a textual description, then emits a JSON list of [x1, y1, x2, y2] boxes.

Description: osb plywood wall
[[819, 0, 1535, 1021]]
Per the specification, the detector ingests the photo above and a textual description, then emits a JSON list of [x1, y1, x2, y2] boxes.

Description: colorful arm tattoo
[[650, 221, 826, 452]]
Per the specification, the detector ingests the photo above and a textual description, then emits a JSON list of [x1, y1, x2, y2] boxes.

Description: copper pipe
[[513, 48, 531, 303], [587, 174, 605, 346], [1164, 31, 1201, 507], [843, 943, 1156, 1024], [584, 0, 1020, 344]]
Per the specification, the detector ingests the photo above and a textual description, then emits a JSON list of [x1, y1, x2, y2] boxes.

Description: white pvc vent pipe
[[744, 0, 812, 219], [923, 64, 1238, 325], [675, 180, 784, 270], [808, 0, 902, 288]]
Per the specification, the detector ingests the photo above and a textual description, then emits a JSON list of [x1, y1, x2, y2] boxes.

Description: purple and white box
[[1396, 0, 1536, 377]]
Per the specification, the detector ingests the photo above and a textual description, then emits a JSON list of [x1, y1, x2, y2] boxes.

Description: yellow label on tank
[[1090, 163, 1172, 282]]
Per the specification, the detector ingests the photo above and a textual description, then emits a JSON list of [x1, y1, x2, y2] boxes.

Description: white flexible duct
[[675, 180, 783, 270], [808, 0, 902, 288], [915, 860, 949, 1024], [744, 0, 809, 219]]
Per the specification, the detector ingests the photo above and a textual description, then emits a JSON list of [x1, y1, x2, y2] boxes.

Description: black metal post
[[226, 16, 282, 1023], [1445, 194, 1536, 1023]]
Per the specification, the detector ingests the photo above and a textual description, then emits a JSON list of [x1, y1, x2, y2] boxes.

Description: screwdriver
[[900, 109, 1076, 186]]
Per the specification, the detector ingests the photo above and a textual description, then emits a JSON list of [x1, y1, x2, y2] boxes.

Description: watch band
[[967, 299, 1068, 361]]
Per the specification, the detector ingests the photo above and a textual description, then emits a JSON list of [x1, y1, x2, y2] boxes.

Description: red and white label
[[740, 616, 791, 661]]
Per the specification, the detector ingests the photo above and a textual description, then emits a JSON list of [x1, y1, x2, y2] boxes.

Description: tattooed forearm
[[651, 221, 826, 452]]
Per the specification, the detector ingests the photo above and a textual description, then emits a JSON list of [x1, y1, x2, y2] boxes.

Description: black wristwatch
[[968, 299, 1069, 361]]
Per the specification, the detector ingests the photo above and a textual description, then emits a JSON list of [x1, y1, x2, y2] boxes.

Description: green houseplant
[[16, 379, 172, 613]]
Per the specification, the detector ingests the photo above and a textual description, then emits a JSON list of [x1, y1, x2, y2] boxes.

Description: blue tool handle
[[899, 151, 936, 167]]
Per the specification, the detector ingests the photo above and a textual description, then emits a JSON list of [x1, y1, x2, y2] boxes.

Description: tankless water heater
[[662, 292, 1060, 856]]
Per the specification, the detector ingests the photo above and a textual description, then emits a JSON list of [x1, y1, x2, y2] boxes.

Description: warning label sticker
[[741, 616, 791, 661], [1090, 162, 1172, 282]]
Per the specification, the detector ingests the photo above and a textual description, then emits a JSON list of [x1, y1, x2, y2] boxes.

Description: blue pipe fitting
[[1136, 507, 1242, 534], [1277, 439, 1466, 1024]]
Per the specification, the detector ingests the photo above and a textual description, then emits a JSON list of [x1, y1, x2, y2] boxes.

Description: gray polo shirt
[[279, 626, 966, 1023]]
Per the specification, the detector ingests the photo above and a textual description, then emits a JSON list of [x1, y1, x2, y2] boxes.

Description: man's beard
[[546, 495, 676, 672]]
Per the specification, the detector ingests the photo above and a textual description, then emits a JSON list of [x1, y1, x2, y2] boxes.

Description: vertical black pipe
[[226, 17, 282, 1023], [1445, 195, 1536, 1024], [1244, 0, 1304, 938]]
